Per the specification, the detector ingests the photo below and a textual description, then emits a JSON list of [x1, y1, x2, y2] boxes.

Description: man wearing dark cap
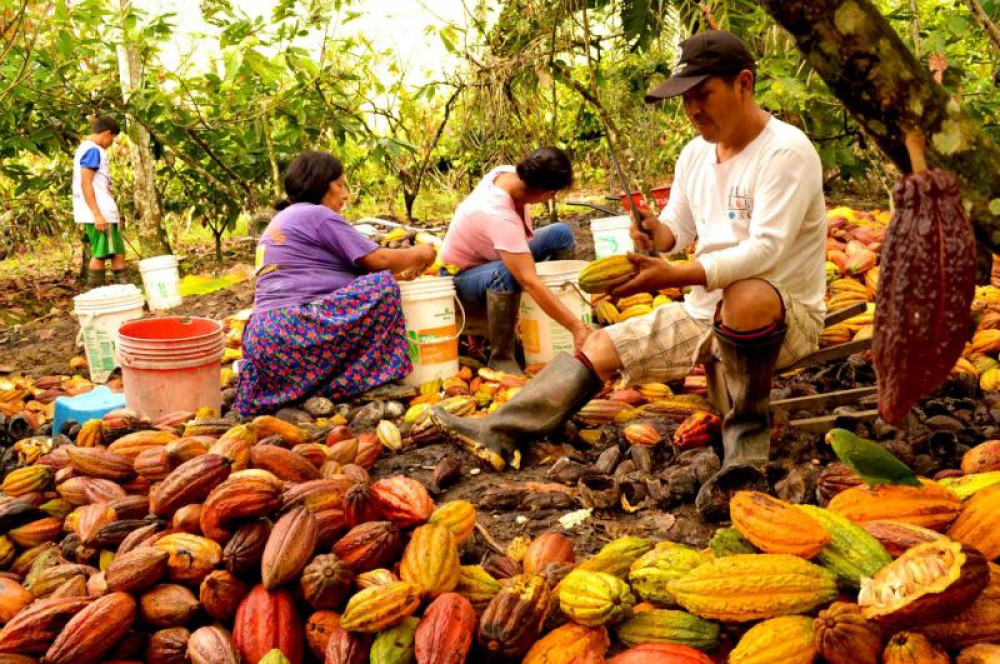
[[432, 30, 826, 521]]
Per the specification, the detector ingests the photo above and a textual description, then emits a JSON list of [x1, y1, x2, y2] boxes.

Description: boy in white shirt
[[433, 31, 826, 520], [74, 115, 126, 287]]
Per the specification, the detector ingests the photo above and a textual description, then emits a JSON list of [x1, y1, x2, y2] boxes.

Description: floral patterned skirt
[[233, 271, 412, 416]]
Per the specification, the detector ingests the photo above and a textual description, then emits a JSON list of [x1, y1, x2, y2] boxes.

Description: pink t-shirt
[[440, 166, 533, 269]]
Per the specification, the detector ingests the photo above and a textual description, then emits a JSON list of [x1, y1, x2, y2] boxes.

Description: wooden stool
[[705, 302, 878, 432]]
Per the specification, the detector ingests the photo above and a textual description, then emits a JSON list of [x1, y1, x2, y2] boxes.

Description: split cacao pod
[[730, 491, 830, 558], [858, 538, 989, 628], [370, 475, 434, 527], [187, 625, 241, 664], [729, 615, 816, 664], [44, 591, 135, 664], [477, 573, 550, 659], [523, 623, 609, 664], [827, 480, 961, 531], [233, 584, 304, 664], [859, 519, 943, 557], [301, 553, 354, 609], [339, 580, 421, 633], [882, 631, 950, 664], [874, 164, 976, 424], [667, 553, 838, 622], [915, 562, 1000, 648], [261, 506, 317, 590], [671, 411, 720, 450], [814, 602, 883, 664], [414, 592, 476, 664], [399, 522, 461, 598]]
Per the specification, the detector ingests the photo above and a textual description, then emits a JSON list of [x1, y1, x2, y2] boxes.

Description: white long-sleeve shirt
[[660, 116, 827, 326]]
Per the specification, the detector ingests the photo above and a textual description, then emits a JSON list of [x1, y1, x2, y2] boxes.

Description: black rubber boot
[[431, 352, 602, 470], [85, 268, 106, 289], [112, 269, 130, 285], [487, 290, 523, 376], [696, 323, 787, 522]]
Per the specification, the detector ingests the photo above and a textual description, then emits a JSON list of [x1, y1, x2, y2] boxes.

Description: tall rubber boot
[[487, 290, 523, 376], [695, 323, 787, 522], [112, 269, 130, 285], [85, 268, 105, 289], [431, 352, 602, 470]]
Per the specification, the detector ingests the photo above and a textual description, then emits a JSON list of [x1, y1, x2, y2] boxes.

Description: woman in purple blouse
[[234, 151, 436, 415]]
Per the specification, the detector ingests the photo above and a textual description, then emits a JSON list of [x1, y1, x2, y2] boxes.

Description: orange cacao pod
[[281, 477, 353, 512], [134, 446, 173, 481], [814, 602, 882, 664], [962, 440, 1000, 474], [251, 415, 308, 445], [233, 584, 304, 664], [171, 503, 203, 535], [671, 411, 721, 450], [414, 592, 477, 664], [315, 507, 351, 548], [261, 507, 318, 590], [76, 419, 106, 447], [65, 446, 134, 481], [153, 532, 222, 584], [84, 477, 126, 503], [200, 469, 284, 541], [188, 625, 240, 664], [523, 623, 610, 664], [150, 453, 231, 517], [623, 422, 661, 447], [8, 516, 61, 548], [606, 643, 713, 663], [0, 596, 90, 654], [106, 546, 169, 593], [108, 429, 178, 460], [305, 610, 341, 659], [200, 569, 250, 623], [370, 476, 434, 527], [400, 523, 461, 598], [139, 583, 199, 628], [332, 521, 403, 573], [523, 533, 575, 575], [208, 427, 255, 471], [730, 491, 831, 558], [828, 481, 961, 530], [44, 591, 135, 664], [0, 578, 32, 623], [356, 568, 401, 590], [882, 632, 949, 664], [165, 436, 210, 463], [292, 443, 331, 469], [300, 554, 354, 609], [427, 500, 476, 543], [250, 444, 320, 482]]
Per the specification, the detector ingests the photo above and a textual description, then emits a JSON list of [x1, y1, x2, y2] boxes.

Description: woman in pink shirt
[[440, 147, 590, 374]]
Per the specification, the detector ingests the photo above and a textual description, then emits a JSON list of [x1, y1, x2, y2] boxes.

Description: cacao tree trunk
[[116, 0, 170, 256], [753, 0, 1000, 252]]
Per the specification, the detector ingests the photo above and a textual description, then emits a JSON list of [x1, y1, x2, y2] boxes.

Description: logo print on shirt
[[727, 185, 752, 222]]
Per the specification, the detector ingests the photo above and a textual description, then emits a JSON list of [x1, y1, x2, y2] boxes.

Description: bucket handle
[[556, 280, 593, 308]]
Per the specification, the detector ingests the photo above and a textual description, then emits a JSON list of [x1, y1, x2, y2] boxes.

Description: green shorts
[[84, 224, 126, 259]]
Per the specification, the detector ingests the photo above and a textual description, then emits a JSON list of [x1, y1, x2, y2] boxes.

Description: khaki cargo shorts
[[605, 283, 822, 385]]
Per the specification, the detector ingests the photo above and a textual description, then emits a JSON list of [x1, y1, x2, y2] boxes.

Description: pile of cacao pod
[[0, 394, 998, 663]]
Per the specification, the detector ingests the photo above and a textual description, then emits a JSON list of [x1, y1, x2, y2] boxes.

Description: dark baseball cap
[[645, 30, 756, 103]]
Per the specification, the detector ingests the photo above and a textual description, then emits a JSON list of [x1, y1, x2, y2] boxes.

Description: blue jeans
[[451, 223, 575, 304]]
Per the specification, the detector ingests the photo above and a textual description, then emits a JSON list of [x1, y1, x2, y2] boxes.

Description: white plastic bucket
[[590, 215, 635, 259], [519, 260, 593, 366], [73, 285, 145, 384], [398, 276, 464, 386], [139, 255, 183, 311]]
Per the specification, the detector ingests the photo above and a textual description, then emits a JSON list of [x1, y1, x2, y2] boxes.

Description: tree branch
[[965, 0, 1000, 54]]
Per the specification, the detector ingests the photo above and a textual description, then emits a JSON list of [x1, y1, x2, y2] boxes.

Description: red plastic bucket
[[618, 185, 671, 212], [116, 317, 224, 420]]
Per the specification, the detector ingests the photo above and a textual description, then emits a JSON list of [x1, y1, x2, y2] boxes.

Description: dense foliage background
[[1, 0, 998, 259]]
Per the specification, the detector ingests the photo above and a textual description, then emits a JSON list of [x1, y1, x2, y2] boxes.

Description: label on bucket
[[406, 325, 458, 365], [82, 327, 117, 381], [520, 318, 540, 354]]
